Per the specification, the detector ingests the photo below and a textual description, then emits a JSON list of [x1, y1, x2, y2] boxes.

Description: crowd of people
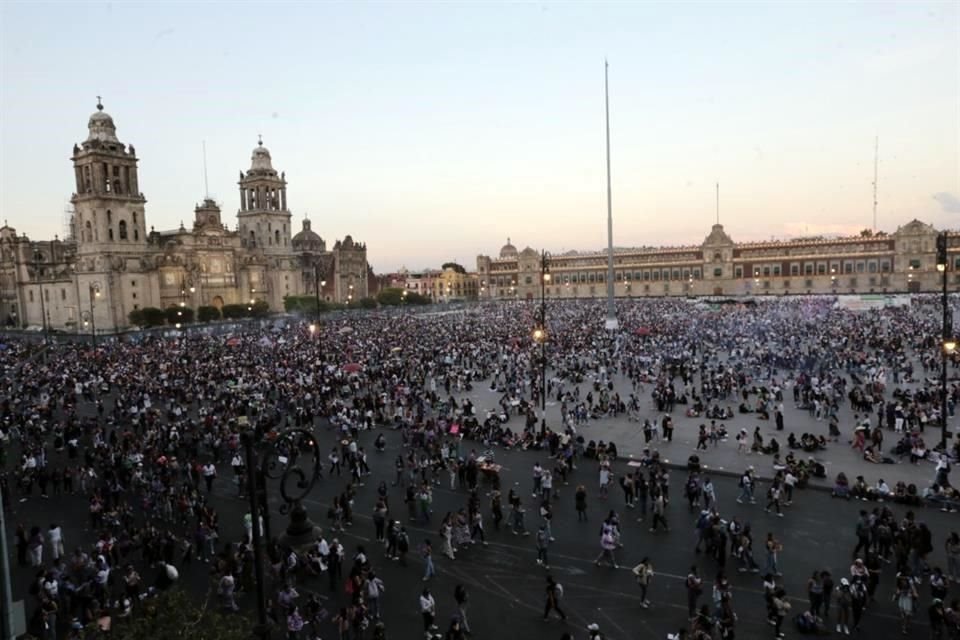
[[1, 296, 959, 639]]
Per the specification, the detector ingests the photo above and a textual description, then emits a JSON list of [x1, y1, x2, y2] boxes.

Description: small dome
[[499, 237, 518, 258], [87, 99, 119, 143], [250, 139, 274, 171], [292, 218, 324, 251]]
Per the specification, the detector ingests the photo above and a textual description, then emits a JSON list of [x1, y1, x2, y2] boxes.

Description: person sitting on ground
[[762, 437, 780, 456], [851, 476, 873, 501], [833, 473, 851, 499], [875, 479, 892, 500]]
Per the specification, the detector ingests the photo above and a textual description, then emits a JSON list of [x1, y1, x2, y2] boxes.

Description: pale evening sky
[[0, 2, 957, 272]]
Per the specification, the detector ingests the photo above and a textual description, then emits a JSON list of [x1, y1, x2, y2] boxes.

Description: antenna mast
[[872, 136, 878, 232]]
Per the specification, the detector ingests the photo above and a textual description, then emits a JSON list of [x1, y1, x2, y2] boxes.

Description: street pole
[[539, 250, 549, 438], [938, 231, 953, 450], [242, 432, 270, 640], [89, 284, 97, 350], [34, 253, 48, 348], [0, 491, 16, 640]]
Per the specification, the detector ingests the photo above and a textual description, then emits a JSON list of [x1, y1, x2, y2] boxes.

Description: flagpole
[[604, 59, 619, 330]]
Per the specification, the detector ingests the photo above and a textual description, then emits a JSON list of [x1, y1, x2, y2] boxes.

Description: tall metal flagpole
[[604, 60, 618, 330]]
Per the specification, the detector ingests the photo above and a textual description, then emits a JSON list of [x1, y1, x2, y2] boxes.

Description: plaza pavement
[[455, 370, 950, 490]]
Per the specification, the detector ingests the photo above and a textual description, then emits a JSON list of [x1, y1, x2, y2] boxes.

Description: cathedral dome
[[292, 218, 324, 251], [499, 238, 518, 259], [86, 99, 119, 143]]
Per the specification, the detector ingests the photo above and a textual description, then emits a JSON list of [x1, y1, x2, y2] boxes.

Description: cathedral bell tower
[[70, 98, 147, 256], [237, 137, 292, 254]]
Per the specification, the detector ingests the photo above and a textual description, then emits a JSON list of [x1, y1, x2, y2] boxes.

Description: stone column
[[281, 188, 287, 211]]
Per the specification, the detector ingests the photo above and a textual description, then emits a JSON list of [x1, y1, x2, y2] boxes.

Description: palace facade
[[477, 221, 960, 301], [0, 102, 369, 332]]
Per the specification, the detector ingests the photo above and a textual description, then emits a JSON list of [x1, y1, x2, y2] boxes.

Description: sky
[[1, 2, 957, 272]]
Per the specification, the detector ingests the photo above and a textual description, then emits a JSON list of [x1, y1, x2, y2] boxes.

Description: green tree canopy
[[75, 588, 250, 640], [164, 306, 194, 325], [441, 262, 466, 274], [221, 304, 248, 319], [197, 306, 222, 322], [141, 307, 166, 327]]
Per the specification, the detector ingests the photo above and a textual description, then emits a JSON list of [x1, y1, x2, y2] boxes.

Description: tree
[[355, 297, 377, 309], [377, 288, 404, 306], [221, 304, 248, 320], [128, 309, 145, 327], [283, 295, 327, 314], [404, 291, 431, 305], [164, 306, 194, 325], [197, 306, 222, 322], [141, 307, 166, 327], [251, 300, 270, 317], [441, 262, 466, 274], [75, 588, 250, 640]]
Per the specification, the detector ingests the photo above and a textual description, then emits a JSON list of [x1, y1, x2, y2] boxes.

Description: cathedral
[[0, 101, 369, 333]]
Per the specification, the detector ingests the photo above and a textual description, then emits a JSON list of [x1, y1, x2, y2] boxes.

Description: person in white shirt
[[876, 479, 891, 500], [48, 524, 63, 560], [201, 463, 217, 492], [783, 472, 797, 505], [419, 587, 437, 633]]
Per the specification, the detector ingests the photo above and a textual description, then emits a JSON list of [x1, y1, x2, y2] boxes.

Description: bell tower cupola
[[70, 98, 147, 255], [237, 137, 292, 253]]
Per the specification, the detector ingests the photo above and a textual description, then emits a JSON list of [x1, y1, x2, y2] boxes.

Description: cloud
[[933, 192, 960, 213]]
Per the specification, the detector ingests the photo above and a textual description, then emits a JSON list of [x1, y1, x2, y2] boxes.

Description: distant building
[[477, 222, 960, 300], [0, 101, 369, 331]]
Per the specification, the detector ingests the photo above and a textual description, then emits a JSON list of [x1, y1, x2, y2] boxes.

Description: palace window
[[714, 267, 723, 277]]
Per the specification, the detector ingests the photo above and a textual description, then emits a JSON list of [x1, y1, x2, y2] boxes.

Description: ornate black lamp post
[[241, 426, 323, 639]]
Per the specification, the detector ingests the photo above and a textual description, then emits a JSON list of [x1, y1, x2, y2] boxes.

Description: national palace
[[476, 221, 960, 301]]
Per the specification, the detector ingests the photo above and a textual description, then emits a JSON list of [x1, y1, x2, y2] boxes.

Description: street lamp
[[240, 426, 323, 640], [33, 251, 48, 346], [535, 250, 551, 438], [88, 284, 100, 349], [938, 232, 952, 450]]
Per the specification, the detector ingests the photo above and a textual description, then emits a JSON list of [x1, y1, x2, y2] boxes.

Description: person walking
[[649, 491, 669, 533], [765, 533, 782, 577], [894, 575, 918, 636], [48, 523, 63, 562], [543, 575, 566, 621], [764, 481, 784, 517], [836, 578, 853, 635], [536, 524, 551, 569], [807, 570, 824, 618], [737, 468, 756, 504], [422, 539, 435, 581], [631, 557, 653, 608], [685, 566, 703, 619], [366, 571, 385, 620], [454, 583, 470, 634], [575, 485, 588, 522], [771, 587, 791, 638], [420, 587, 437, 634], [594, 525, 618, 568]]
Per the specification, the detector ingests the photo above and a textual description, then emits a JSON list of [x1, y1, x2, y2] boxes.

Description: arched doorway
[[212, 295, 224, 309]]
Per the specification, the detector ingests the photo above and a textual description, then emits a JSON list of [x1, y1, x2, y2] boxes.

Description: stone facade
[[0, 102, 369, 331], [477, 221, 960, 301]]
